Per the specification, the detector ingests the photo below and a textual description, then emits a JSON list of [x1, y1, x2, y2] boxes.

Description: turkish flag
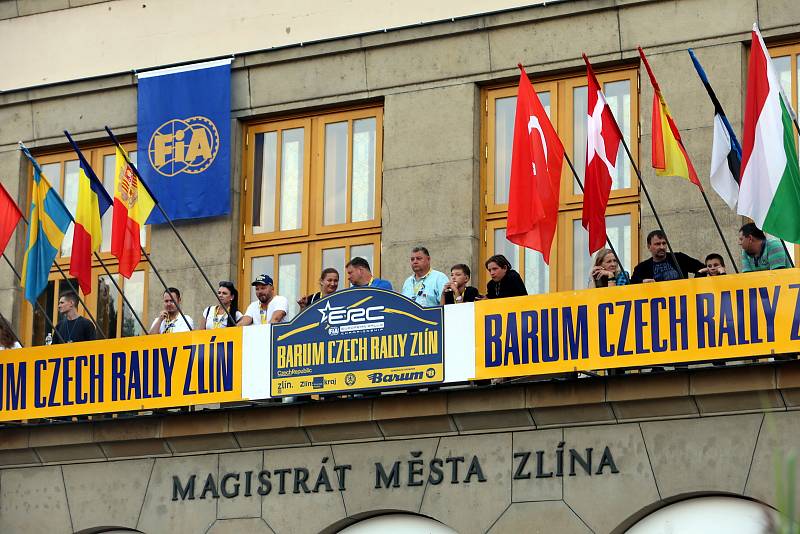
[[506, 65, 564, 265], [582, 55, 623, 255]]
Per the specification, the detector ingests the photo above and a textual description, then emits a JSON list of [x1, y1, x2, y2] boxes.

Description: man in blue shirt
[[346, 257, 393, 289], [401, 246, 448, 307]]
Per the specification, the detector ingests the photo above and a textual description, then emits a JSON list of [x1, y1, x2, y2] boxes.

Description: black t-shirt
[[53, 316, 96, 344], [443, 286, 480, 304], [487, 269, 528, 299]]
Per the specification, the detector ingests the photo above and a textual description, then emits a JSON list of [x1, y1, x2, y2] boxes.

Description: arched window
[[337, 513, 457, 534], [626, 496, 776, 534]]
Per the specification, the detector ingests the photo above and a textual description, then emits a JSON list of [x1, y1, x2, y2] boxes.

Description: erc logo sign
[[148, 116, 220, 177], [317, 300, 385, 335]]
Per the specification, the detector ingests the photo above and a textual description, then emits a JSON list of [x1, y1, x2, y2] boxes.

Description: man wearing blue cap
[[238, 274, 288, 325]]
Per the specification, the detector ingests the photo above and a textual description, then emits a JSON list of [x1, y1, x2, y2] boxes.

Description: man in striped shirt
[[738, 223, 792, 272]]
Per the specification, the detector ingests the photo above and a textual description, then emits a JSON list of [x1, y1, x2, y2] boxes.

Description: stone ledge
[[0, 361, 797, 467]]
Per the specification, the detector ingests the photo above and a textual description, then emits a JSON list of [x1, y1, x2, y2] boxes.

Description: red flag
[[0, 183, 23, 255], [582, 54, 623, 255], [506, 65, 564, 264]]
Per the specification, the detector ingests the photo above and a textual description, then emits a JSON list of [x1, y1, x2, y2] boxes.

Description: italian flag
[[738, 25, 800, 244]]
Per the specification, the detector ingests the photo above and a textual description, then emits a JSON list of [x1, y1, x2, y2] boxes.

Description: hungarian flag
[[0, 183, 22, 255], [111, 146, 155, 277], [638, 47, 703, 189], [582, 54, 623, 255], [506, 65, 564, 264], [66, 132, 112, 294], [738, 25, 800, 244]]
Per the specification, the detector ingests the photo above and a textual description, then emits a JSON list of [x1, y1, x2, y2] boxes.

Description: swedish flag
[[20, 145, 72, 303]]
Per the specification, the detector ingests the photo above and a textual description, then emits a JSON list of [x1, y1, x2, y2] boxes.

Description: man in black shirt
[[630, 230, 705, 284], [53, 291, 96, 344]]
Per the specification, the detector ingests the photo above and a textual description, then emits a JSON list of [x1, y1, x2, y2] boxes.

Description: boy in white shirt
[[237, 274, 288, 325]]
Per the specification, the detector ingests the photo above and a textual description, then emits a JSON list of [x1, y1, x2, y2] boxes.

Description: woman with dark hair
[[298, 268, 340, 310], [0, 316, 20, 350], [198, 281, 243, 329], [485, 254, 528, 299]]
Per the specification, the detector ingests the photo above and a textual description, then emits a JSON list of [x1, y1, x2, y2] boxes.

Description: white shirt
[[150, 314, 194, 334], [203, 306, 243, 329], [0, 341, 22, 350], [245, 296, 289, 325]]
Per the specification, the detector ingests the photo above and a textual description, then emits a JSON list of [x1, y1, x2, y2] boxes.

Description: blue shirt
[[352, 277, 393, 290], [401, 270, 448, 307]]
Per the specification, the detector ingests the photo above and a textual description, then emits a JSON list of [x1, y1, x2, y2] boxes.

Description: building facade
[[1, 0, 800, 532]]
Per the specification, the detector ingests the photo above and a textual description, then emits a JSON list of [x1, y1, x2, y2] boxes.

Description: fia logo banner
[[137, 59, 231, 222], [148, 116, 220, 177]]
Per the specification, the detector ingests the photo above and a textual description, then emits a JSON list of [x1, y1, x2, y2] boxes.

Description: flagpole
[[138, 245, 195, 331], [616, 135, 685, 279], [62, 130, 150, 334], [1, 253, 65, 344], [104, 126, 237, 327], [17, 211, 106, 339], [686, 50, 742, 273], [18, 142, 106, 338], [563, 153, 631, 283]]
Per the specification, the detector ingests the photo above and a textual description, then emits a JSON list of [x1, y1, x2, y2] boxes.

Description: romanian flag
[[19, 145, 73, 303], [638, 47, 703, 189], [65, 132, 112, 294], [111, 145, 155, 278], [0, 183, 23, 256]]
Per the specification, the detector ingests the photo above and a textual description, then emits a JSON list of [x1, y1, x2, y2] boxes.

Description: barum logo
[[367, 371, 424, 384]]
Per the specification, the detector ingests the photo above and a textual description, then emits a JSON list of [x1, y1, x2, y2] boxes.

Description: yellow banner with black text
[[474, 269, 800, 379], [0, 328, 242, 421]]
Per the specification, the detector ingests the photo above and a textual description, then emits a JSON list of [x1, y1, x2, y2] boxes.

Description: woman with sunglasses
[[197, 281, 243, 329]]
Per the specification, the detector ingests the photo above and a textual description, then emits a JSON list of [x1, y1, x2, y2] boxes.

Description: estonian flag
[[689, 49, 742, 210]]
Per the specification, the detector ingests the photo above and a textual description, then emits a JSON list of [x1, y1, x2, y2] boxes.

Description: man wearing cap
[[237, 274, 289, 326]]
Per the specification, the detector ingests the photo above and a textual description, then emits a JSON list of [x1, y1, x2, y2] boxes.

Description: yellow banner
[[474, 269, 800, 379], [0, 328, 242, 421]]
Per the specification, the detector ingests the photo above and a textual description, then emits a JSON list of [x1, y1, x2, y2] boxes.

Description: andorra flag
[[111, 146, 155, 278]]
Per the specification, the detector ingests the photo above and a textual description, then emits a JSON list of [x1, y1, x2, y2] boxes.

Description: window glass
[[32, 280, 55, 346], [250, 255, 275, 303], [252, 131, 277, 233], [280, 129, 304, 231], [278, 252, 302, 319], [494, 92, 550, 205], [61, 160, 80, 257], [122, 270, 145, 337], [96, 274, 119, 340], [492, 227, 549, 295], [324, 121, 348, 226], [352, 118, 376, 223], [322, 247, 346, 286], [572, 85, 588, 192], [604, 79, 632, 190]]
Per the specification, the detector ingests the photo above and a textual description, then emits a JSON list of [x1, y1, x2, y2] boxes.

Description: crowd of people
[[0, 223, 791, 348]]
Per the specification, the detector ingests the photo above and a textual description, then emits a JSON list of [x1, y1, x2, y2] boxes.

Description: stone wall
[[1, 362, 800, 533]]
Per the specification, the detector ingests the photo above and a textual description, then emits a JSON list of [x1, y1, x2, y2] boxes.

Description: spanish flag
[[638, 47, 702, 189], [66, 132, 112, 294], [111, 146, 155, 278]]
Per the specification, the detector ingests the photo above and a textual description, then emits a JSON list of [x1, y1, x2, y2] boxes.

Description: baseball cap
[[252, 274, 274, 286]]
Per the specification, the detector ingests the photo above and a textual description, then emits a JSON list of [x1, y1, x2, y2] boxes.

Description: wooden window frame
[[241, 105, 383, 303], [480, 66, 640, 292], [309, 233, 382, 289]]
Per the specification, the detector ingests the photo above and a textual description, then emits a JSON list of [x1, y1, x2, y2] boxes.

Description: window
[[22, 141, 149, 345], [769, 42, 800, 263], [481, 67, 640, 293], [242, 106, 383, 318]]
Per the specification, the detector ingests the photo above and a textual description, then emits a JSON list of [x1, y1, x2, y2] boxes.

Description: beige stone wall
[[0, 0, 799, 329], [0, 0, 544, 91], [0, 411, 793, 533]]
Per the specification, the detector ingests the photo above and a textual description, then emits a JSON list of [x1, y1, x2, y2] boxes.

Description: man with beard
[[238, 274, 288, 325]]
